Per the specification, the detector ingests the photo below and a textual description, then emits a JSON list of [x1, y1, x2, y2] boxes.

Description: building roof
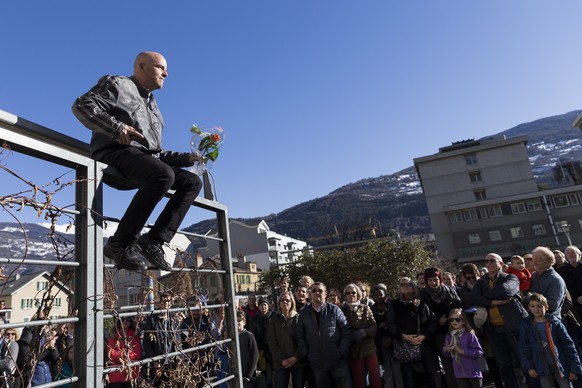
[[0, 271, 72, 296]]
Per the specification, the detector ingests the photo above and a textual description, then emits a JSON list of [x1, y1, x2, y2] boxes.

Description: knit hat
[[258, 297, 269, 306], [424, 267, 442, 283]]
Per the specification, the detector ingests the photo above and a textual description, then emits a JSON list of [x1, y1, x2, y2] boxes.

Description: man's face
[[463, 272, 479, 287], [566, 248, 580, 265], [259, 302, 269, 315], [138, 53, 168, 91], [280, 280, 289, 292], [485, 255, 502, 275], [248, 295, 256, 307], [309, 285, 326, 306], [295, 287, 307, 302], [533, 251, 550, 273]]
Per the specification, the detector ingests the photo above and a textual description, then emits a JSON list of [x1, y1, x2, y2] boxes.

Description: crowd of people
[[234, 245, 582, 388], [3, 245, 582, 387]]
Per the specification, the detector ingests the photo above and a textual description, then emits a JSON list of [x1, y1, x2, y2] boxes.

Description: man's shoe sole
[[135, 244, 172, 271]]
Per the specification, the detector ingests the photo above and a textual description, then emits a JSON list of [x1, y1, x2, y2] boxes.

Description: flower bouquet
[[189, 124, 224, 176]]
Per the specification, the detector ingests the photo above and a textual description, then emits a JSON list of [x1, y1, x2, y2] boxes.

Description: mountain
[[2, 111, 581, 259], [184, 110, 582, 246]]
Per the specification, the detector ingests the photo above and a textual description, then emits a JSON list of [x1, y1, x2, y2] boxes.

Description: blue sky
[[1, 1, 582, 227]]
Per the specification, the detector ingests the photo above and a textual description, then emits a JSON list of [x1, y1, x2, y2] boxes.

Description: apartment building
[[414, 136, 582, 263]]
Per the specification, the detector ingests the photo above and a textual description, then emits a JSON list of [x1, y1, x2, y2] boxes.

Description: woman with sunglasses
[[341, 283, 381, 388], [442, 308, 483, 388], [0, 329, 19, 388], [387, 277, 438, 388]]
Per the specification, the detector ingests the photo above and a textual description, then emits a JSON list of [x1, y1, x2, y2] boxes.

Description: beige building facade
[[414, 136, 582, 263]]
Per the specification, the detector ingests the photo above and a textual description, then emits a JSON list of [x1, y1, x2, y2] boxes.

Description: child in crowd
[[442, 308, 484, 388], [505, 255, 531, 294], [519, 293, 582, 388], [237, 310, 259, 388]]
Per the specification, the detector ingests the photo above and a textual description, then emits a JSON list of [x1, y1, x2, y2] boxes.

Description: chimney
[[237, 254, 246, 268], [195, 252, 204, 268]]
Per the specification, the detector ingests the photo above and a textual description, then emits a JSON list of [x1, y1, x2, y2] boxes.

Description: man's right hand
[[118, 125, 144, 145]]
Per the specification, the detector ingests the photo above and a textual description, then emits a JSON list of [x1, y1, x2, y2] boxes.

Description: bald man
[[73, 52, 202, 271]]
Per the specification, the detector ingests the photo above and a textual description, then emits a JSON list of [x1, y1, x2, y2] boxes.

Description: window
[[36, 281, 49, 291], [474, 190, 486, 201], [510, 227, 524, 239], [54, 298, 61, 307], [488, 230, 502, 241], [510, 203, 526, 214], [21, 298, 34, 309], [569, 194, 580, 205], [479, 208, 488, 219], [448, 212, 464, 224], [526, 199, 542, 212], [487, 205, 503, 217], [556, 221, 570, 233], [468, 233, 481, 244], [465, 153, 478, 165], [553, 195, 569, 207], [532, 224, 546, 236], [246, 275, 251, 284], [463, 209, 479, 221], [469, 171, 482, 183]]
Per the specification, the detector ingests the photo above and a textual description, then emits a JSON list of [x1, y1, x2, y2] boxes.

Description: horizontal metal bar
[[103, 338, 232, 373], [0, 317, 79, 330], [29, 376, 79, 388], [103, 303, 228, 320], [0, 258, 79, 267], [103, 262, 226, 273], [1, 198, 81, 216]]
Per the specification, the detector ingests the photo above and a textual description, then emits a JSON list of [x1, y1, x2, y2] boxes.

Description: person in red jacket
[[106, 318, 142, 388], [505, 255, 531, 295]]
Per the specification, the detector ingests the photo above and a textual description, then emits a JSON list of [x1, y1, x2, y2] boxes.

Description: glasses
[[345, 291, 357, 295], [485, 259, 499, 264], [400, 283, 413, 287], [280, 299, 291, 303], [465, 275, 477, 280], [4, 333, 15, 337], [449, 317, 463, 323], [311, 289, 325, 294]]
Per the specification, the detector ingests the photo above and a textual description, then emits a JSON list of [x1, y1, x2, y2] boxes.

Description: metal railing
[[0, 109, 242, 387]]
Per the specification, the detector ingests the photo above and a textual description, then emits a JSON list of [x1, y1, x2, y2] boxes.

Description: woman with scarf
[[341, 283, 381, 388], [267, 291, 306, 388], [420, 267, 462, 388], [387, 277, 438, 388]]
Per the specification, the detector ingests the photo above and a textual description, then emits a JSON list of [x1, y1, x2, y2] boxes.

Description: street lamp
[[126, 286, 134, 306], [559, 221, 573, 246]]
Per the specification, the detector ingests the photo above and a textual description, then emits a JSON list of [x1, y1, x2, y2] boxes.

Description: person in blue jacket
[[519, 292, 582, 388], [295, 281, 353, 388]]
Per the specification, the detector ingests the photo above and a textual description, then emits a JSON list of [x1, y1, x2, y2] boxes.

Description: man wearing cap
[[471, 253, 529, 388]]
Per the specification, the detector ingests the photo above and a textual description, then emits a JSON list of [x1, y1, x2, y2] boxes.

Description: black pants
[[99, 146, 202, 245]]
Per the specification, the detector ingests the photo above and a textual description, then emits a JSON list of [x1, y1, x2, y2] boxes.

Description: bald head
[[133, 51, 168, 91]]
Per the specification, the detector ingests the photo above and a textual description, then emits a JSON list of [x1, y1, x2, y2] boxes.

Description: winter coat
[[341, 302, 378, 359], [530, 267, 567, 318], [239, 329, 259, 379], [471, 272, 529, 333], [251, 311, 273, 363], [267, 312, 306, 370], [387, 298, 439, 372], [442, 330, 483, 379], [107, 328, 142, 383], [519, 313, 582, 377], [295, 302, 352, 371], [420, 285, 462, 334]]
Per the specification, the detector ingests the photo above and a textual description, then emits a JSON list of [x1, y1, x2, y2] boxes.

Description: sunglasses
[[311, 289, 325, 294], [465, 275, 477, 280], [449, 317, 463, 323], [345, 291, 357, 295], [485, 259, 499, 264]]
